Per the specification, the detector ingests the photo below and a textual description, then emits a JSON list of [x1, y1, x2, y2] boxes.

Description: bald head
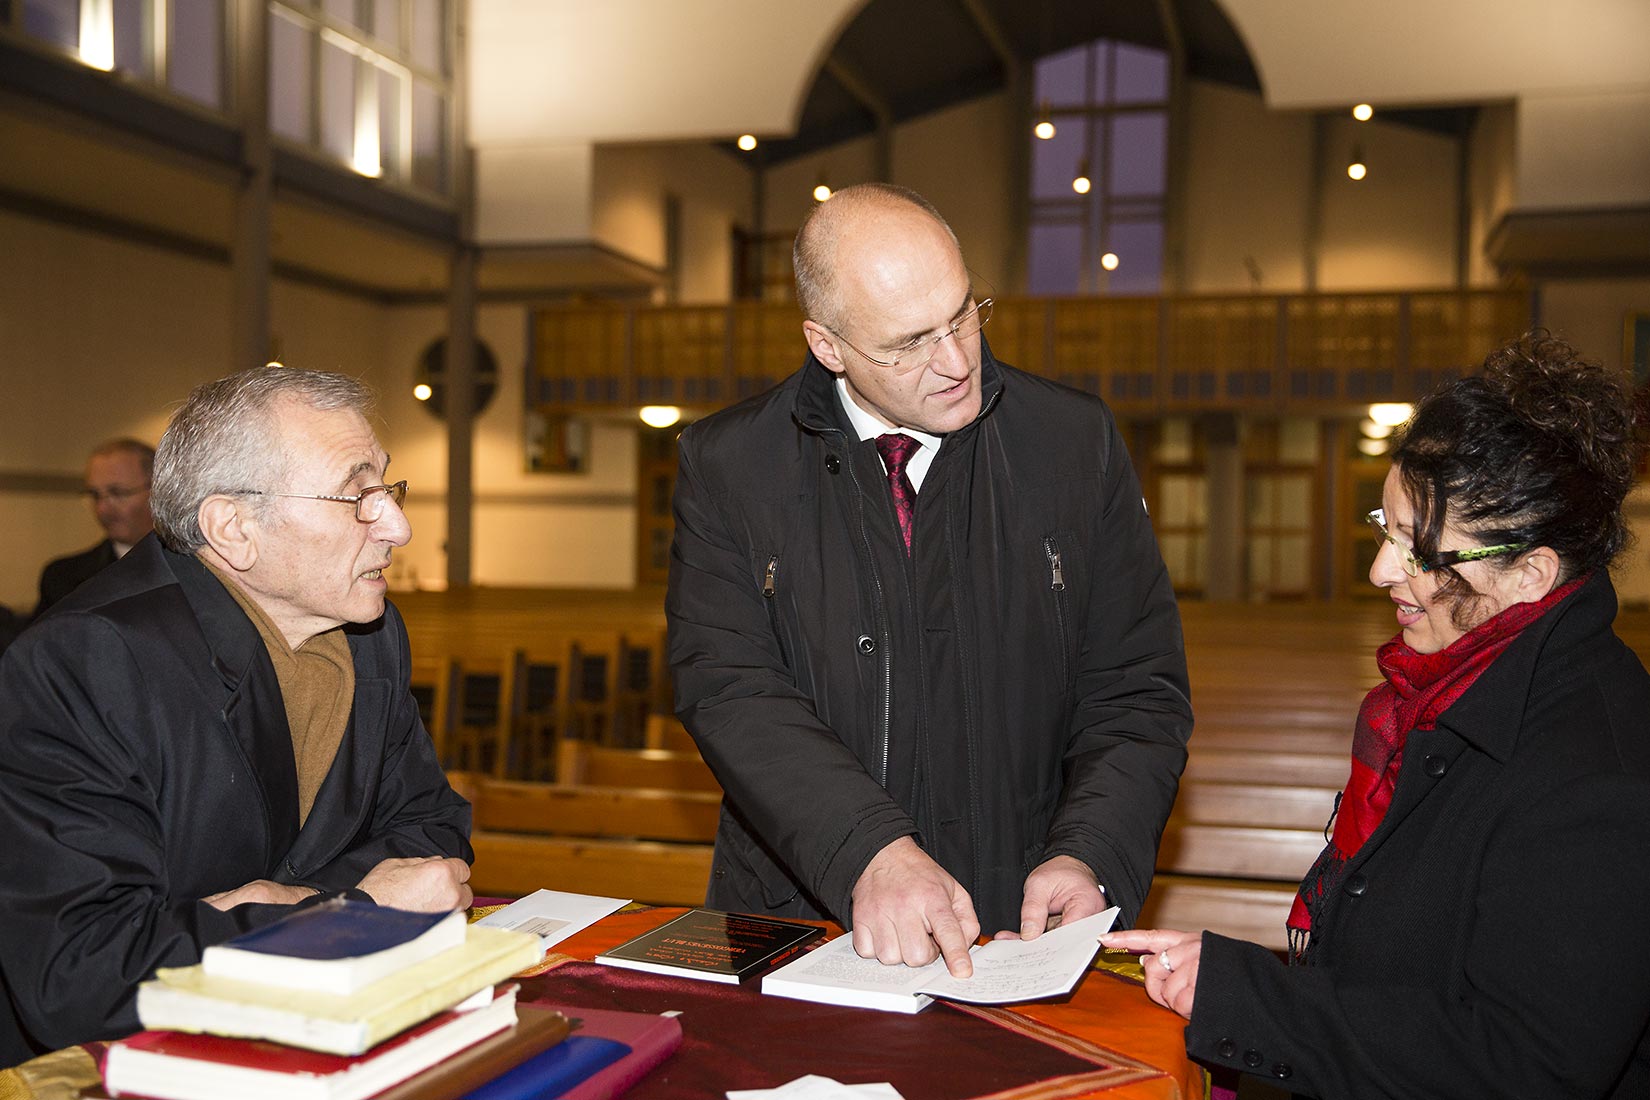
[[793, 184, 962, 329]]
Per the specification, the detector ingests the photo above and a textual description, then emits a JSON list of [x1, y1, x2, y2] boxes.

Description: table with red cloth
[[515, 906, 1205, 1100], [0, 906, 1204, 1100]]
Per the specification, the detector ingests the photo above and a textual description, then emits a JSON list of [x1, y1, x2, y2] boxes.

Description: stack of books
[[102, 899, 547, 1100]]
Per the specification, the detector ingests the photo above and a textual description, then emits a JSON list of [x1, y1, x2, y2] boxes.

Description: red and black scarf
[[1286, 577, 1583, 962]]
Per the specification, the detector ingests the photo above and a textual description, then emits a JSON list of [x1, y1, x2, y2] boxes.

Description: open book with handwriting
[[761, 908, 1118, 1014]]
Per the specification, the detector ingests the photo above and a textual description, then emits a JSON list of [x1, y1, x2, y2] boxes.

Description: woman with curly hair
[[1107, 332, 1650, 1098]]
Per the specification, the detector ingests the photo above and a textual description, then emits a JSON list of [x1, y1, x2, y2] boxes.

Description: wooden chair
[[501, 646, 569, 781], [565, 635, 623, 746], [644, 714, 699, 753], [409, 655, 460, 767]]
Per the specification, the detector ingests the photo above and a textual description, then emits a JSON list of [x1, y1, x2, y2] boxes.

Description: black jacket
[[1188, 571, 1650, 1098], [666, 346, 1192, 934], [34, 538, 117, 618], [0, 538, 473, 1066]]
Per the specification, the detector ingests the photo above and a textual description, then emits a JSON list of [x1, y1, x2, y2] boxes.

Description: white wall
[[591, 142, 754, 302], [1517, 89, 1650, 210], [1181, 81, 1313, 293]]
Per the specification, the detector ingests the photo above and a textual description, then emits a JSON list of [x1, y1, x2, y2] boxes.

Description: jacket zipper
[[1044, 537, 1070, 690], [762, 555, 778, 598]]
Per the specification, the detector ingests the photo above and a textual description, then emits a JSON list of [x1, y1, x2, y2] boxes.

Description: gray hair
[[152, 367, 376, 553], [792, 182, 960, 329]]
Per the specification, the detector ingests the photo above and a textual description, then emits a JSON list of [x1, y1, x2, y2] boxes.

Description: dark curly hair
[[1391, 330, 1641, 628]]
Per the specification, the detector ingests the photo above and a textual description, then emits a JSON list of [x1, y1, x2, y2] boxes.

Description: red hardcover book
[[103, 985, 549, 1100]]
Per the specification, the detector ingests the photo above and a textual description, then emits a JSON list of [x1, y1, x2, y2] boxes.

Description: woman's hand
[[1101, 928, 1203, 1020]]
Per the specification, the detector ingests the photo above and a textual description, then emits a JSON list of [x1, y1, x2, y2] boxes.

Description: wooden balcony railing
[[529, 289, 1529, 414]]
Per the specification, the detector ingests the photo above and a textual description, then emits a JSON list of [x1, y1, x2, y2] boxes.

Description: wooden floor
[[401, 584, 1650, 950]]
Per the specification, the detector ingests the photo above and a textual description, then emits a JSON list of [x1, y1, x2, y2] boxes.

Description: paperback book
[[137, 926, 542, 1055], [201, 899, 466, 996], [593, 908, 822, 985]]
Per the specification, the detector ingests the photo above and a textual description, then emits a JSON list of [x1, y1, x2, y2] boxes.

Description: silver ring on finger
[[1159, 951, 1175, 974]]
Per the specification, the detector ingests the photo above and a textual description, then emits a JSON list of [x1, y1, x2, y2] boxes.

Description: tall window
[[1028, 39, 1168, 296], [10, 0, 226, 110], [268, 0, 451, 194]]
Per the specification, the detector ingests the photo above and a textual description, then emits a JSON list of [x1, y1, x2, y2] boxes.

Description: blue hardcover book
[[461, 1035, 630, 1100], [201, 898, 467, 996]]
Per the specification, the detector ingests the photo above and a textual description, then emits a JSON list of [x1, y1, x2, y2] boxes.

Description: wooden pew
[[556, 741, 721, 792]]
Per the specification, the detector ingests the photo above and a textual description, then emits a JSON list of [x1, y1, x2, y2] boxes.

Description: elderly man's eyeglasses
[[82, 485, 148, 504], [244, 481, 408, 523], [832, 298, 994, 373], [1366, 508, 1526, 577]]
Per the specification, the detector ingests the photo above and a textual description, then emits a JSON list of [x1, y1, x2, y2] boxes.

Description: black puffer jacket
[[666, 344, 1192, 934]]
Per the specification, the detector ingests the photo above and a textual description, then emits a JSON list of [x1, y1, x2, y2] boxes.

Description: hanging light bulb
[[1100, 252, 1120, 271], [813, 170, 832, 202], [1033, 100, 1055, 140], [1072, 158, 1092, 195], [737, 134, 758, 151], [1347, 145, 1367, 181], [413, 383, 433, 402], [1352, 103, 1374, 122]]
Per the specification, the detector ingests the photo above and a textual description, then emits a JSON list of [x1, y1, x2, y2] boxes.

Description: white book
[[761, 908, 1119, 1014], [471, 888, 630, 951]]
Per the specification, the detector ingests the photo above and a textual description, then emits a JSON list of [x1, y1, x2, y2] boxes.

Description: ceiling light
[[1100, 252, 1120, 271], [813, 170, 832, 203], [1352, 103, 1374, 122], [1359, 419, 1392, 439], [640, 405, 681, 429], [1072, 158, 1091, 195], [1357, 437, 1389, 457], [1367, 402, 1413, 427], [413, 383, 433, 402], [737, 134, 758, 151]]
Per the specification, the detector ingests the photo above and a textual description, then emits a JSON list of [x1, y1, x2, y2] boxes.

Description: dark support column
[[1319, 418, 1343, 599], [443, 0, 476, 588], [1155, 0, 1189, 293], [1202, 412, 1244, 601], [1305, 114, 1324, 292], [444, 242, 477, 588], [231, 0, 271, 371]]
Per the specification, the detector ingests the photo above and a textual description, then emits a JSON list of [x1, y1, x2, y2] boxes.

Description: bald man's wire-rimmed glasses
[[830, 298, 994, 375], [1366, 507, 1526, 577], [242, 481, 408, 523]]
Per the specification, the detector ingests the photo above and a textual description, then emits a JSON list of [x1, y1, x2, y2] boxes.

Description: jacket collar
[[791, 336, 1007, 439], [1433, 569, 1619, 762]]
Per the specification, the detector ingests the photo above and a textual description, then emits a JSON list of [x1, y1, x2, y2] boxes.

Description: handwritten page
[[472, 889, 630, 951]]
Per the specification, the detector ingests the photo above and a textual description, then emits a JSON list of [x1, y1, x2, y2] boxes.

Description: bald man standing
[[667, 184, 1192, 977]]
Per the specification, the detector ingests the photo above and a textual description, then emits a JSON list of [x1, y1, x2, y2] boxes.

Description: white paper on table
[[728, 1076, 905, 1099], [472, 889, 630, 950], [917, 907, 1119, 1004]]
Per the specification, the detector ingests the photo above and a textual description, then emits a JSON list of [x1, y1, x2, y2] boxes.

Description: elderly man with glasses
[[33, 438, 157, 617], [0, 367, 472, 1068], [667, 183, 1192, 979]]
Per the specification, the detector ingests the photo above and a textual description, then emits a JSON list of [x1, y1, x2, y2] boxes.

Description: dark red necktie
[[875, 433, 919, 554]]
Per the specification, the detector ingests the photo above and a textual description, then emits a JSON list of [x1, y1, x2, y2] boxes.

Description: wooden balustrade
[[529, 289, 1527, 415]]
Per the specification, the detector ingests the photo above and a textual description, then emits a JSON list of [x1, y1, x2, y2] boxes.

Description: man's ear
[[198, 495, 259, 572], [1514, 545, 1562, 603], [803, 320, 847, 377]]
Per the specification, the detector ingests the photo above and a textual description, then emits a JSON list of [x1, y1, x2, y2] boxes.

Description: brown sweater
[[203, 560, 354, 825]]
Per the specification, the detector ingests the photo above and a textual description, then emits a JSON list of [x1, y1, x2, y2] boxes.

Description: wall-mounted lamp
[[1367, 402, 1413, 427], [1033, 101, 1055, 140], [640, 405, 682, 429], [1072, 158, 1092, 195]]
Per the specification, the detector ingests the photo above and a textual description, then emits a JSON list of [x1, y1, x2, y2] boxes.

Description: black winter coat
[[666, 346, 1192, 934], [1188, 571, 1650, 1098], [0, 538, 473, 1067]]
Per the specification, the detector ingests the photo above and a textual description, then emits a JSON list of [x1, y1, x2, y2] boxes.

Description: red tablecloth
[[530, 908, 1204, 1100]]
